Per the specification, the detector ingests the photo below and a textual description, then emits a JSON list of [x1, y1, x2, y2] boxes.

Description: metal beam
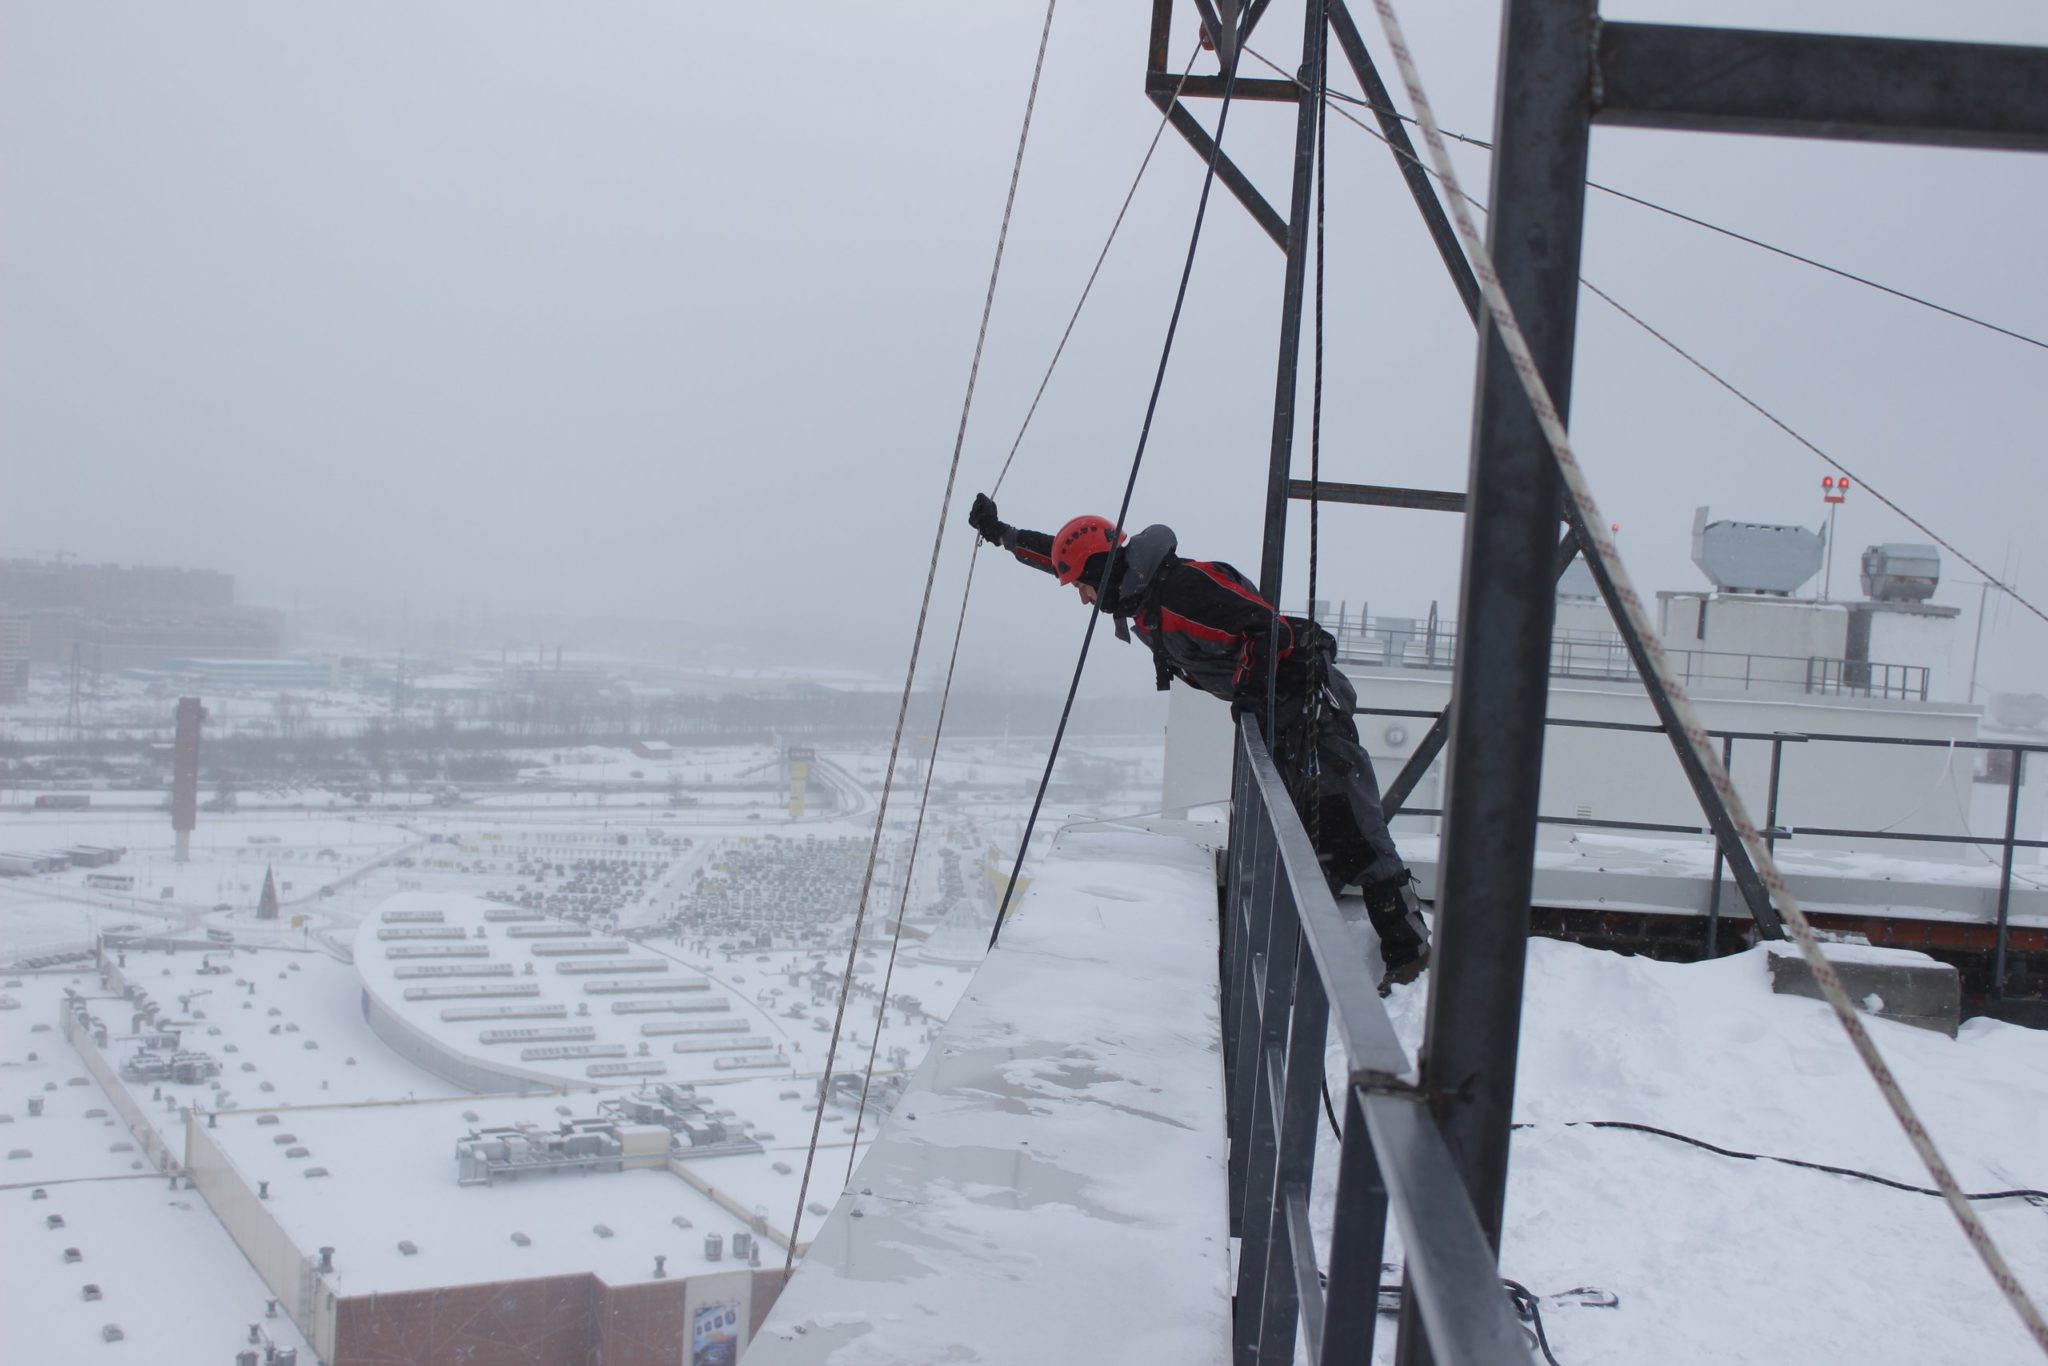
[[1556, 497, 1785, 938], [1287, 477, 1465, 513], [1149, 92, 1290, 249], [1361, 1090, 1533, 1364], [1398, 1, 1594, 1362], [1147, 0, 1172, 73], [1191, 0, 1233, 69], [1381, 530, 1577, 817], [1145, 72, 1303, 102], [1595, 23, 2048, 152], [1256, 0, 1328, 604], [1325, 0, 1482, 321]]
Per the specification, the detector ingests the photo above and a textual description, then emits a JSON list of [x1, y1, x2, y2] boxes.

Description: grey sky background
[[3, 1, 2044, 704]]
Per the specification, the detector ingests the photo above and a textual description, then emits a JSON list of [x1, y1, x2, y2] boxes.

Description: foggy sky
[[4, 0, 2045, 704]]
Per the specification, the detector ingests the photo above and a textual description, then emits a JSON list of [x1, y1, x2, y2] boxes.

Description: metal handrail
[[1223, 718, 1527, 1364], [1358, 704, 2041, 992], [1313, 610, 1931, 701]]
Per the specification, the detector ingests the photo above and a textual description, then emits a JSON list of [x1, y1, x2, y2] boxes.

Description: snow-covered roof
[[751, 822, 1234, 1365], [199, 1093, 787, 1294], [353, 893, 799, 1090]]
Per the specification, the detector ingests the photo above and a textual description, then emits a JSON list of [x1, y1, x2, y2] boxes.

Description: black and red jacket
[[1004, 523, 1300, 703]]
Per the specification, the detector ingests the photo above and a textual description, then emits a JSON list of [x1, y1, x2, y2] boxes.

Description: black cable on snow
[[987, 25, 1253, 949], [1515, 1118, 2048, 1202]]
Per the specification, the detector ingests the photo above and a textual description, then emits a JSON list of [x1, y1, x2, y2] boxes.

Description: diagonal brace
[[1148, 92, 1290, 248]]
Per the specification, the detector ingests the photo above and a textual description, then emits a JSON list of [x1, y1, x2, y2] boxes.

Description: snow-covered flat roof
[[95, 943, 462, 1165], [750, 822, 1234, 1365], [0, 972, 158, 1181], [0, 1177, 316, 1365], [353, 892, 802, 1090], [1354, 935, 2048, 1364], [199, 1093, 791, 1294]]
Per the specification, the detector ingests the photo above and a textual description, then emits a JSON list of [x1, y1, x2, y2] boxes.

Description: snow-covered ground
[[1350, 937, 2048, 1365], [0, 730, 1184, 1361]]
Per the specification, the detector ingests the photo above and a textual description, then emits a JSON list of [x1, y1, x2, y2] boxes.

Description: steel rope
[[841, 46, 1205, 1180], [1365, 0, 2048, 1346], [989, 25, 1252, 948], [781, 0, 1060, 1279], [1245, 42, 2048, 632], [1286, 53, 2048, 354]]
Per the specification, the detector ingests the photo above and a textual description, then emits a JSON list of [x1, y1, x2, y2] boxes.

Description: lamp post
[[1821, 476, 1849, 598]]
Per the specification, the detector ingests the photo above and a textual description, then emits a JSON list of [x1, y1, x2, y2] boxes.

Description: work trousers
[[1264, 654, 1406, 893]]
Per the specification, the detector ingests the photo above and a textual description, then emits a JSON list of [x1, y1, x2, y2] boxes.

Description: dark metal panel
[[1325, 0, 1483, 320], [1233, 886, 1302, 1361], [1319, 1087, 1390, 1365], [1361, 1090, 1532, 1362], [1596, 22, 2048, 152], [1257, 0, 1328, 603], [1400, 2, 1595, 1360], [1150, 93, 1291, 248], [1283, 1184, 1326, 1362], [1228, 814, 1278, 1227], [1995, 750, 2024, 996], [1254, 940, 1331, 1364], [1286, 477, 1466, 513]]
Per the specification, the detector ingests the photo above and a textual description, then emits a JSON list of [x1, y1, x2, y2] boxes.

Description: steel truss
[[1166, 0, 2048, 1361]]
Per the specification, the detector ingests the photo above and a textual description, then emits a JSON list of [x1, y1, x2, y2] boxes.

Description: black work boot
[[1362, 871, 1431, 994]]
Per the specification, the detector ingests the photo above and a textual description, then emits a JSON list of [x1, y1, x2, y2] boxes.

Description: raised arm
[[968, 494, 1058, 578]]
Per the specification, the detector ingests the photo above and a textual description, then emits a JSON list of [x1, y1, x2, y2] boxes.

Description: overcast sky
[[3, 0, 2045, 702]]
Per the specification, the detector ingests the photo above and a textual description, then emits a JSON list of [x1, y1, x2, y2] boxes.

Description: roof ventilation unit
[[1691, 507, 1823, 596], [1860, 543, 1940, 602]]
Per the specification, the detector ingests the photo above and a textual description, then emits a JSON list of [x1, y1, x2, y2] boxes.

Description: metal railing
[[1223, 718, 1526, 1365], [1362, 705, 2046, 993], [1314, 610, 1931, 701]]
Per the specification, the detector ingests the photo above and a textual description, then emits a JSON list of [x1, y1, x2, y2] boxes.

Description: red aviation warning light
[[1823, 476, 1849, 505]]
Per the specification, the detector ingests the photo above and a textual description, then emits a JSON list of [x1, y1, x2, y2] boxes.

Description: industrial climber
[[968, 493, 1431, 989]]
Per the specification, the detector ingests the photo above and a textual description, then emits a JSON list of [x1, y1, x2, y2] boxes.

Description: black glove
[[968, 493, 1011, 546]]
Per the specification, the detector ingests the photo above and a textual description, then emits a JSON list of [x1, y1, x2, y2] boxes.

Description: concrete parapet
[[1766, 943, 1960, 1036]]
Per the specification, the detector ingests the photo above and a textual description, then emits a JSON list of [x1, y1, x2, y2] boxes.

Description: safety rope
[[1276, 52, 2048, 355], [1364, 0, 2048, 1347], [1245, 42, 2048, 633], [782, 0, 1059, 1278], [1578, 280, 2048, 631], [841, 47, 1205, 1177], [989, 25, 1252, 949], [1303, 16, 1330, 851]]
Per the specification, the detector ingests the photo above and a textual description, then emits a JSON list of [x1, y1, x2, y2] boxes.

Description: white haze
[[2, 0, 2045, 698]]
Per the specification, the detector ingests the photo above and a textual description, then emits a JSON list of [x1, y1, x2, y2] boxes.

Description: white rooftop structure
[[354, 892, 798, 1091], [191, 1093, 788, 1296]]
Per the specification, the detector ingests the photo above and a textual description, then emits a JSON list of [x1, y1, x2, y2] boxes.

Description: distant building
[[631, 740, 675, 760], [0, 612, 27, 703], [0, 556, 282, 669], [149, 658, 333, 690], [0, 558, 234, 610]]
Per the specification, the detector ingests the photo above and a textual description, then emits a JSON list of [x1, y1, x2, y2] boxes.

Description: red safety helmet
[[1052, 515, 1126, 586]]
